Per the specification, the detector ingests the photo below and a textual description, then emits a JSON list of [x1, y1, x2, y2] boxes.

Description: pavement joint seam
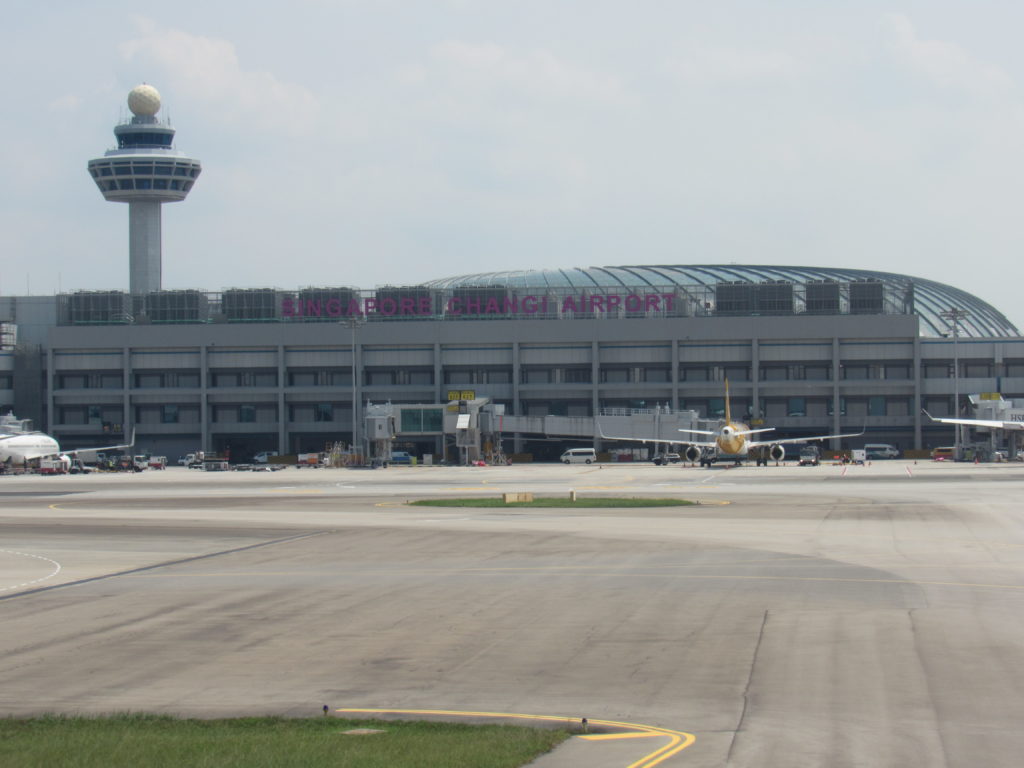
[[0, 530, 333, 602]]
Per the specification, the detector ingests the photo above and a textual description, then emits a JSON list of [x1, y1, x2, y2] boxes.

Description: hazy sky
[[3, 1, 1023, 330]]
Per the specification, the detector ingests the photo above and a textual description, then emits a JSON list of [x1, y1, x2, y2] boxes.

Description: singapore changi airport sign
[[281, 292, 678, 319]]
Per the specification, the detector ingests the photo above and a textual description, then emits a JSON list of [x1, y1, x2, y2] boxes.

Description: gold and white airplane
[[600, 381, 864, 466]]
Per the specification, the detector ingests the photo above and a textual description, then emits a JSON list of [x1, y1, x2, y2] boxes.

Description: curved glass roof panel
[[419, 264, 1017, 338]]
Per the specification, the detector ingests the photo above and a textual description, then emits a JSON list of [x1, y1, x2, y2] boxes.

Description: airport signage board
[[281, 292, 677, 319]]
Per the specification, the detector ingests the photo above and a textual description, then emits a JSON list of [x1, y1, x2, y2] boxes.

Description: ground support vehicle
[[653, 453, 681, 465], [798, 446, 821, 466]]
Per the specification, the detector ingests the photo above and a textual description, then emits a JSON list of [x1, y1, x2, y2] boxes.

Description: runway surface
[[1, 460, 1023, 767]]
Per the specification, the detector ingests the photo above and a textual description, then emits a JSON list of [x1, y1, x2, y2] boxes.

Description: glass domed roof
[[420, 264, 1016, 337]]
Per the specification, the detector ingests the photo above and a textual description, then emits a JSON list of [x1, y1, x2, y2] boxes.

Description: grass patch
[[0, 714, 570, 768], [410, 497, 695, 508]]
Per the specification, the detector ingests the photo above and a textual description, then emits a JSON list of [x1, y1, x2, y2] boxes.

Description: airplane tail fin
[[724, 378, 732, 425]]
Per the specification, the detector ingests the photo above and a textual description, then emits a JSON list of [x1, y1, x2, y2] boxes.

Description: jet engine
[[684, 445, 702, 463], [769, 444, 786, 462]]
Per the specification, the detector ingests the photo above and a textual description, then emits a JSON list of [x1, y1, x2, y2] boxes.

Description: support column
[[751, 337, 760, 420], [277, 344, 286, 454], [512, 341, 522, 453], [592, 341, 601, 449], [200, 345, 209, 453], [913, 334, 922, 450], [832, 337, 841, 450], [434, 342, 443, 405], [671, 339, 679, 411], [46, 346, 54, 435], [123, 346, 132, 447], [128, 201, 162, 296]]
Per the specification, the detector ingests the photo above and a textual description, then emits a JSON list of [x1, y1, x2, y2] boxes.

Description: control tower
[[87, 84, 201, 297]]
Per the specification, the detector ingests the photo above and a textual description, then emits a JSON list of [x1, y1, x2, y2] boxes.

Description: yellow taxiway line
[[335, 708, 695, 768]]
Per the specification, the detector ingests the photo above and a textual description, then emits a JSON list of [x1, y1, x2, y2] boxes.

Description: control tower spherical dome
[[127, 84, 161, 117]]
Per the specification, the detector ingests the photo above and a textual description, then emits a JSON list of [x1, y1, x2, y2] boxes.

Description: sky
[[2, 1, 1023, 330]]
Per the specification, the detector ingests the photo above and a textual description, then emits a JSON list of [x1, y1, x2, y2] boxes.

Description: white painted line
[[0, 549, 62, 592]]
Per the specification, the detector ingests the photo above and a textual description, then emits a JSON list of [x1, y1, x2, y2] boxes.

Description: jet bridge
[[386, 399, 701, 464]]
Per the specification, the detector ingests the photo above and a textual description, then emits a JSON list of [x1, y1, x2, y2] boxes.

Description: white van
[[864, 443, 899, 459], [560, 448, 597, 464]]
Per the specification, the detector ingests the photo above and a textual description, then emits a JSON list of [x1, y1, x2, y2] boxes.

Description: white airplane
[[0, 413, 134, 470], [600, 381, 864, 466]]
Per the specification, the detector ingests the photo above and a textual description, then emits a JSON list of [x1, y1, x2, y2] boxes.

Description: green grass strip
[[0, 715, 570, 768], [410, 497, 695, 508]]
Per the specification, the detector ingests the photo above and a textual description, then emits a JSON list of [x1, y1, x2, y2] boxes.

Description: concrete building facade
[[2, 265, 1020, 462]]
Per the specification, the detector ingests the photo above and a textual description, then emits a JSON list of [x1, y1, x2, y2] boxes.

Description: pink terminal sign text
[[282, 292, 677, 318]]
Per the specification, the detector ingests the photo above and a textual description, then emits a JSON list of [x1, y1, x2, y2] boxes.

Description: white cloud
[[47, 94, 83, 113], [429, 40, 625, 105], [885, 13, 1015, 98], [665, 45, 798, 86], [119, 19, 320, 135]]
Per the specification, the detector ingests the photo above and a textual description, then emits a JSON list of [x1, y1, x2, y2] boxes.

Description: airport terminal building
[[1, 264, 1022, 462], [2, 86, 1021, 461]]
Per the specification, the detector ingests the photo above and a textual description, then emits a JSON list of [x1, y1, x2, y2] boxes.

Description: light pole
[[344, 315, 366, 463], [940, 308, 970, 460]]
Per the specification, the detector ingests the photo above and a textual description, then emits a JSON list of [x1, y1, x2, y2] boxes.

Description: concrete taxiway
[[1, 460, 1023, 767]]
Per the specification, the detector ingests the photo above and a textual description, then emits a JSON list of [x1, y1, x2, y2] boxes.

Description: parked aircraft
[[599, 381, 863, 466], [0, 413, 134, 470]]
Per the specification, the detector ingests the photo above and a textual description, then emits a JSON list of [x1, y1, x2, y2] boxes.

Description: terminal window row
[[54, 360, 1024, 392], [57, 406, 123, 428], [135, 405, 200, 424]]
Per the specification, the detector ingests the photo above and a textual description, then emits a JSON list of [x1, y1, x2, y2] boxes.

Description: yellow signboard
[[447, 390, 475, 402], [979, 393, 1002, 401]]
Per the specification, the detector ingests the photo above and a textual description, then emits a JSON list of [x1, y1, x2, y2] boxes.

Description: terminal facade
[[1, 264, 1022, 462]]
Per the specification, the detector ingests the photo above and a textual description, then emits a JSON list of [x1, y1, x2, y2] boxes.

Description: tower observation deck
[[87, 84, 201, 296]]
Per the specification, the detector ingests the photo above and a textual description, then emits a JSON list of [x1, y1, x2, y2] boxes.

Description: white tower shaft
[[128, 201, 163, 295]]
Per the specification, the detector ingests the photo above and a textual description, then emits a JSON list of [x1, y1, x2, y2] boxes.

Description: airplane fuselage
[[716, 422, 750, 456], [0, 434, 61, 464]]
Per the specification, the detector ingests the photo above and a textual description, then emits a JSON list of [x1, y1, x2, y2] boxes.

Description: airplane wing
[[730, 427, 775, 438], [64, 429, 137, 457], [598, 425, 716, 448], [746, 427, 865, 448], [923, 410, 1024, 430], [676, 427, 718, 436]]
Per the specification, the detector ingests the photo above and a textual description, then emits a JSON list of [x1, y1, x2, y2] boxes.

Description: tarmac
[[1, 459, 1023, 766]]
